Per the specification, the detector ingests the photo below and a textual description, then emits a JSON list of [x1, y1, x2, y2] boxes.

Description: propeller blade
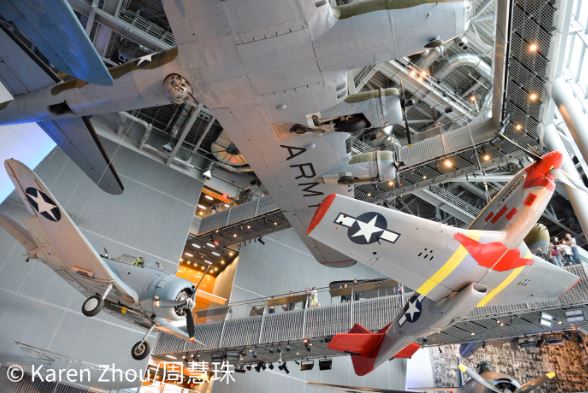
[[185, 308, 196, 338], [553, 168, 588, 193], [458, 364, 502, 393], [514, 372, 556, 393], [399, 80, 412, 145]]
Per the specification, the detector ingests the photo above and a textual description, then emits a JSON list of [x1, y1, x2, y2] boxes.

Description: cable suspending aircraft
[[309, 361, 557, 393], [306, 150, 580, 376], [0, 0, 472, 267], [0, 159, 226, 360]]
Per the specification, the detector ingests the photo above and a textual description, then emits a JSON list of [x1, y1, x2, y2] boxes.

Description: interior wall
[[214, 228, 407, 393], [212, 257, 239, 300], [0, 141, 201, 391]]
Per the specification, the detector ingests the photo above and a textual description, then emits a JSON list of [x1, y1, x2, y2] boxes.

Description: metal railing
[[119, 9, 176, 47], [428, 185, 481, 216]]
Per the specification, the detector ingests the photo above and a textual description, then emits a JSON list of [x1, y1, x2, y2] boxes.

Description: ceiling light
[[443, 158, 453, 169], [212, 251, 221, 257], [197, 204, 206, 210], [224, 203, 230, 208], [422, 175, 427, 180], [204, 260, 212, 265], [206, 242, 216, 248], [273, 222, 278, 226], [201, 266, 205, 270], [528, 42, 539, 53], [469, 95, 477, 102], [233, 233, 238, 238], [387, 180, 394, 187], [515, 123, 523, 131], [184, 252, 194, 257], [367, 193, 372, 197], [482, 153, 491, 162], [214, 267, 218, 272], [187, 261, 191, 265], [192, 243, 201, 249], [470, 332, 475, 336], [204, 195, 214, 201], [246, 225, 251, 229], [165, 355, 177, 360], [198, 211, 204, 216], [228, 251, 234, 257], [220, 260, 225, 265], [528, 92, 539, 102]]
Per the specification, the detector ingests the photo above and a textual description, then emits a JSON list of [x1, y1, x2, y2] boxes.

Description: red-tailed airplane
[[306, 150, 579, 376]]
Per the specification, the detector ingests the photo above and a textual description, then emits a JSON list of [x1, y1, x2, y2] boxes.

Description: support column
[[552, 77, 588, 164], [544, 124, 588, 239]]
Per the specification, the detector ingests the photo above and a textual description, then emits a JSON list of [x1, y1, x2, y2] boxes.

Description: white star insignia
[[137, 53, 155, 66], [405, 300, 420, 320], [352, 216, 383, 242], [28, 192, 57, 220]]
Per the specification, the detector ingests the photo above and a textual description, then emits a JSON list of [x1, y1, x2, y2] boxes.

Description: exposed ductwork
[[434, 53, 492, 80]]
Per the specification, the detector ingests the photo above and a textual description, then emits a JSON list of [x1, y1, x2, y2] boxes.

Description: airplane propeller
[[399, 80, 413, 145], [458, 364, 502, 393], [514, 372, 556, 393]]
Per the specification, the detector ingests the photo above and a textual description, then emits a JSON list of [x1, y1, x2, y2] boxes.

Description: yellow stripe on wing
[[476, 252, 532, 307], [416, 231, 481, 296]]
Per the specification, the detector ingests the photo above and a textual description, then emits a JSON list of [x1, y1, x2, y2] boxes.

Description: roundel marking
[[348, 212, 387, 245], [24, 187, 61, 222]]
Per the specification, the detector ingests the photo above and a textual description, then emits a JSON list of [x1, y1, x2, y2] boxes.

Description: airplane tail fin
[[327, 323, 390, 376]]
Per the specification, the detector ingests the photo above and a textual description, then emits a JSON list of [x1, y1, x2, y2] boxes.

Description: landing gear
[[132, 324, 156, 361], [131, 341, 151, 361], [81, 283, 113, 317], [334, 115, 369, 133], [82, 295, 103, 317]]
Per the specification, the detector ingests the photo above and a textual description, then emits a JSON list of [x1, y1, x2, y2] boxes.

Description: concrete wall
[[0, 141, 201, 392], [214, 228, 407, 393]]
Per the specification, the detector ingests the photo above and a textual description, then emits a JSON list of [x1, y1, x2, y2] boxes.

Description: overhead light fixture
[[528, 42, 539, 53], [224, 203, 231, 208], [198, 211, 204, 216], [204, 195, 214, 201], [318, 358, 333, 371], [212, 251, 221, 257], [565, 309, 584, 323], [197, 204, 206, 210], [540, 312, 553, 328], [233, 233, 238, 238], [443, 158, 453, 169], [206, 242, 216, 248], [228, 251, 234, 257], [515, 123, 523, 131], [246, 225, 251, 229], [469, 95, 477, 102], [220, 260, 225, 265], [528, 92, 539, 102], [184, 252, 194, 257], [202, 162, 214, 180], [481, 152, 491, 162], [165, 355, 177, 360], [300, 360, 314, 371], [192, 243, 201, 249], [387, 180, 394, 187], [204, 259, 213, 265]]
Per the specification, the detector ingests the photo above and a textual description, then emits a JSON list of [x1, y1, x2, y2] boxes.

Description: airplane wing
[[0, 24, 124, 195], [307, 194, 578, 305], [3, 159, 138, 304], [307, 382, 460, 393], [38, 117, 124, 195], [0, 0, 113, 85]]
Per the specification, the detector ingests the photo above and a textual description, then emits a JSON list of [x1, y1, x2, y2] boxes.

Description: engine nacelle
[[321, 150, 397, 185], [141, 275, 194, 321]]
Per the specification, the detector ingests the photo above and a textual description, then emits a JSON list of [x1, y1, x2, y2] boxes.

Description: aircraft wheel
[[131, 341, 151, 361], [82, 295, 103, 317]]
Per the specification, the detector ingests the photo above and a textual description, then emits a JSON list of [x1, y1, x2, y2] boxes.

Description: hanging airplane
[[306, 150, 580, 375], [0, 0, 472, 266], [308, 361, 557, 392], [0, 159, 227, 360]]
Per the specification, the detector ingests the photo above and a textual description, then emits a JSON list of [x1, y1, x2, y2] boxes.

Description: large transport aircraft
[[0, 0, 472, 267], [0, 159, 226, 360], [306, 151, 580, 376]]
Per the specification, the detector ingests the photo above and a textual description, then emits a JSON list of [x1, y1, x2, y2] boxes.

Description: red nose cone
[[538, 151, 563, 173]]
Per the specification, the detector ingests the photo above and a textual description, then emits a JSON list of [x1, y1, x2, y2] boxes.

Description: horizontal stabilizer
[[328, 324, 386, 356], [38, 116, 124, 194], [0, 0, 113, 85]]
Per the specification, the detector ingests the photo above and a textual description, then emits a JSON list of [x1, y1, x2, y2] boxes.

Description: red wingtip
[[307, 194, 336, 234]]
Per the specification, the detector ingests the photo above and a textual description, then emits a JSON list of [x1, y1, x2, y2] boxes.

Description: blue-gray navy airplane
[[0, 159, 226, 360]]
